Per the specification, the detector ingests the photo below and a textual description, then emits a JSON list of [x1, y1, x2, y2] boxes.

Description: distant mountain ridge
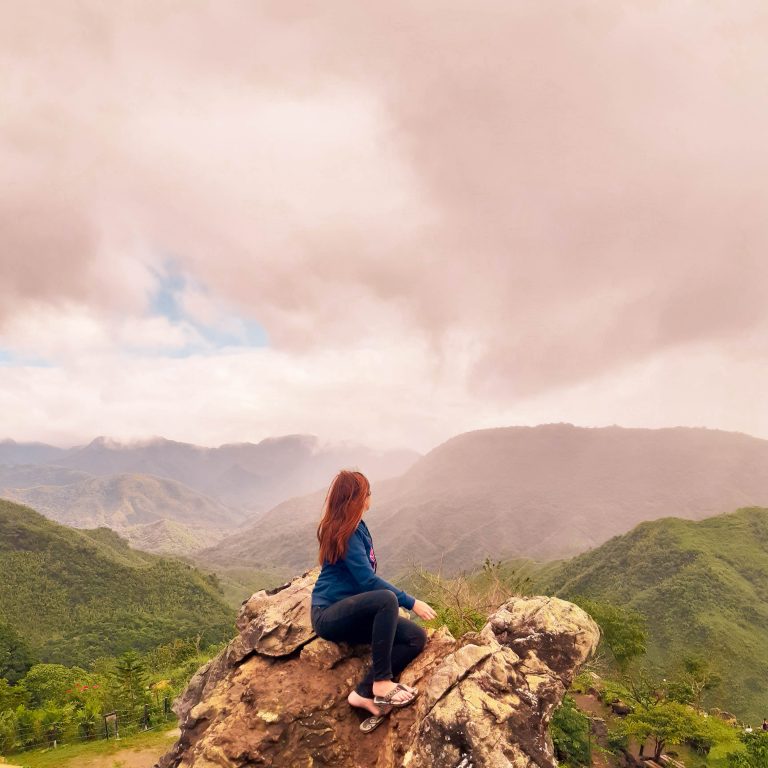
[[0, 439, 67, 466], [0, 470, 241, 554], [197, 424, 768, 577], [0, 498, 234, 666], [541, 506, 768, 723], [1, 435, 419, 513], [0, 433, 420, 555]]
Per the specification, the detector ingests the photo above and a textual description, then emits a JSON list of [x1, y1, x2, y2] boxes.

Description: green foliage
[[606, 725, 629, 753], [621, 668, 668, 711], [616, 701, 713, 761], [2, 633, 221, 754], [18, 664, 93, 708], [0, 706, 17, 754], [571, 598, 647, 673], [75, 696, 102, 740], [618, 701, 693, 759], [550, 695, 591, 766], [405, 556, 531, 638], [430, 603, 487, 637], [600, 667, 740, 764], [688, 711, 741, 758], [544, 506, 768, 721], [0, 498, 235, 666], [143, 637, 199, 674], [666, 654, 722, 711], [108, 651, 149, 717], [727, 731, 768, 767], [601, 678, 634, 708], [569, 671, 595, 695], [0, 621, 37, 683], [0, 676, 26, 711], [12, 700, 79, 748]]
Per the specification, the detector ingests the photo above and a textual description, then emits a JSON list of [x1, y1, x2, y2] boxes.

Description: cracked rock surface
[[155, 569, 599, 768]]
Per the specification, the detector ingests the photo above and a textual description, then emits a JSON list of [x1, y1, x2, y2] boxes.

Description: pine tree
[[109, 651, 148, 716]]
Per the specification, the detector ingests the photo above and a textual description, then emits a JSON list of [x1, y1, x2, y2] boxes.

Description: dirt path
[[78, 747, 163, 768], [573, 693, 612, 718], [74, 729, 180, 768], [573, 693, 663, 765], [572, 693, 622, 768]]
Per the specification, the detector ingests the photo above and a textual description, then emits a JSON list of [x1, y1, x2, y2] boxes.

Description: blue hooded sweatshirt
[[311, 518, 415, 610]]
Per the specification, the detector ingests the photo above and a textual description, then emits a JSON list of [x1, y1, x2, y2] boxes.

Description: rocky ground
[[156, 568, 600, 768]]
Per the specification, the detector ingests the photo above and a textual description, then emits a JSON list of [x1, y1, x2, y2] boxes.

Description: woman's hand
[[411, 599, 437, 621]]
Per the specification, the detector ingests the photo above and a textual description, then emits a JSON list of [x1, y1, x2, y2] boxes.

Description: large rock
[[156, 569, 600, 768]]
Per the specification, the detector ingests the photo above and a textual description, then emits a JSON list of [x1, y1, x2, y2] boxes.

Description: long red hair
[[317, 470, 370, 565]]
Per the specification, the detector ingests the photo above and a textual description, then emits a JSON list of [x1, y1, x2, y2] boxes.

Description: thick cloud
[[1, 1, 767, 448]]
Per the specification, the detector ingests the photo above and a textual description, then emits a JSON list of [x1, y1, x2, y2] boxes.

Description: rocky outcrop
[[156, 569, 600, 768]]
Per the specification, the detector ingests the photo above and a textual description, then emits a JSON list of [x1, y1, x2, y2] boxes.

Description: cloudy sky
[[2, 1, 767, 453]]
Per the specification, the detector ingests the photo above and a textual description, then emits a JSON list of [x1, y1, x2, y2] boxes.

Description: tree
[[621, 668, 666, 711], [0, 621, 36, 684], [572, 599, 647, 673], [109, 651, 149, 714], [666, 654, 721, 712], [0, 707, 17, 755], [610, 666, 737, 761], [143, 637, 197, 674], [0, 677, 26, 711], [18, 663, 91, 709], [609, 702, 735, 762], [619, 701, 704, 761]]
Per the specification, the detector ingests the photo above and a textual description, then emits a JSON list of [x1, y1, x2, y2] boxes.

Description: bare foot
[[347, 690, 386, 716], [371, 680, 417, 705]]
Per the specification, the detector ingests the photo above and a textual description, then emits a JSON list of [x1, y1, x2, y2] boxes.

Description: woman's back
[[311, 518, 414, 610]]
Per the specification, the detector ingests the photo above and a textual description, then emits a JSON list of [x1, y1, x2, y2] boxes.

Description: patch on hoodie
[[369, 545, 377, 571]]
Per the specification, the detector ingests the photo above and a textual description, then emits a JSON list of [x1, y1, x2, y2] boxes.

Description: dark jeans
[[311, 589, 427, 699]]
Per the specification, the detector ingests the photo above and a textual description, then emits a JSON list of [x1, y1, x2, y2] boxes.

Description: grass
[[6, 725, 179, 768]]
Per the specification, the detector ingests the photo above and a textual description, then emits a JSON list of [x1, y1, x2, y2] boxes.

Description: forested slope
[[542, 506, 768, 721], [0, 498, 235, 666]]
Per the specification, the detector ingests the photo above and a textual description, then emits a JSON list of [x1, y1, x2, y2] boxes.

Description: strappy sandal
[[373, 682, 419, 709], [360, 709, 390, 733]]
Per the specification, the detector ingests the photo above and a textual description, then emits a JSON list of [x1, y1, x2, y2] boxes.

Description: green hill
[[541, 506, 768, 722], [0, 498, 235, 667]]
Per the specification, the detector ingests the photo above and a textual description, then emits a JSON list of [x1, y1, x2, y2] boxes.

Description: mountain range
[[197, 424, 768, 579], [0, 434, 419, 554], [0, 468, 241, 554], [5, 424, 768, 583], [4, 444, 768, 723]]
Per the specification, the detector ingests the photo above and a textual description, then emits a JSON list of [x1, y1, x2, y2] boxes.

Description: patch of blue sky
[[0, 348, 52, 367], [148, 262, 186, 322], [197, 316, 269, 349], [145, 259, 269, 357]]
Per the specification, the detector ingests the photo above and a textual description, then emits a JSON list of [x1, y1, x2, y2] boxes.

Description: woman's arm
[[344, 530, 416, 610]]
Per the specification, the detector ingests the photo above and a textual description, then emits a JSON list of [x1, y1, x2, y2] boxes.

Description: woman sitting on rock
[[311, 469, 436, 732]]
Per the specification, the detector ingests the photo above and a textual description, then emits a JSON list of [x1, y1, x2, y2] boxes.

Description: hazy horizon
[[3, 421, 767, 457], [2, 1, 767, 453]]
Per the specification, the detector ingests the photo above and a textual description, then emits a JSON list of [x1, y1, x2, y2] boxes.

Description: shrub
[[606, 726, 628, 753], [405, 557, 529, 638], [551, 695, 591, 766]]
